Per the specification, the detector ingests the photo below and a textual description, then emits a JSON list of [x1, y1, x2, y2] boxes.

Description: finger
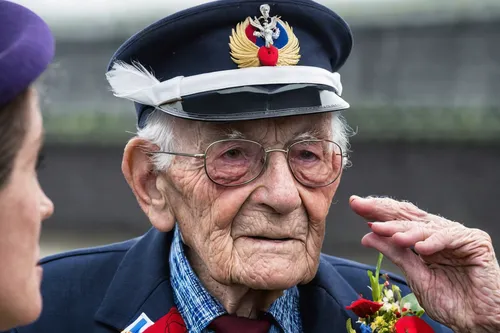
[[368, 221, 410, 237], [413, 227, 474, 257], [362, 232, 428, 280], [369, 221, 435, 248], [414, 232, 447, 256], [391, 226, 433, 248], [350, 195, 428, 222]]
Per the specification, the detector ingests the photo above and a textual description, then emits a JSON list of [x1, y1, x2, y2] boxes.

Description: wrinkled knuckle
[[407, 220, 424, 234], [431, 218, 450, 231], [470, 228, 493, 244], [435, 229, 450, 242], [399, 200, 426, 219], [403, 220, 413, 230], [447, 225, 464, 239], [418, 222, 429, 233], [419, 224, 435, 241]]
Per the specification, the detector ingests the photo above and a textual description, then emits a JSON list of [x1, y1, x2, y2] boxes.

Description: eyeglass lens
[[205, 140, 342, 187]]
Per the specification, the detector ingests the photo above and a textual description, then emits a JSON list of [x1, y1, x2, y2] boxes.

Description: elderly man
[[7, 1, 500, 333]]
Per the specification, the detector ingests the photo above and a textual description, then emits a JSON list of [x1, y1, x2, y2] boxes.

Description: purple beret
[[0, 0, 55, 106]]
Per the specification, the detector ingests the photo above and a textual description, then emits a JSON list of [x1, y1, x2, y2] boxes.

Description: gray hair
[[138, 110, 353, 170]]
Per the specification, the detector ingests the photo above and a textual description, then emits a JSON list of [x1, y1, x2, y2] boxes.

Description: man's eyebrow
[[200, 127, 328, 146], [201, 128, 246, 146], [222, 129, 245, 139], [292, 128, 327, 141]]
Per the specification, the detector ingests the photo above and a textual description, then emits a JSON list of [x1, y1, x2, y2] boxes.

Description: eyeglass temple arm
[[152, 149, 346, 159], [150, 152, 205, 158]]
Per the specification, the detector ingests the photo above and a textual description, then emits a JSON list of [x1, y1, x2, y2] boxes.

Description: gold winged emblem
[[229, 4, 300, 68]]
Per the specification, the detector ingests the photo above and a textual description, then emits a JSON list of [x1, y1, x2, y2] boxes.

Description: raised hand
[[350, 196, 500, 333]]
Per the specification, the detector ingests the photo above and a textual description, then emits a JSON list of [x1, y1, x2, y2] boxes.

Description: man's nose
[[253, 152, 301, 215], [40, 189, 54, 221]]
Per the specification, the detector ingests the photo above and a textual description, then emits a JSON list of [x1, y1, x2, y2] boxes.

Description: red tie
[[208, 314, 272, 333]]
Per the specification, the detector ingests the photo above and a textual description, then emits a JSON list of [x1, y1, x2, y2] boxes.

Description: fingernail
[[350, 195, 361, 203]]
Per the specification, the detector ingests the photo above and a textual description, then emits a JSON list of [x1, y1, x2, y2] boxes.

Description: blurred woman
[[0, 1, 55, 330]]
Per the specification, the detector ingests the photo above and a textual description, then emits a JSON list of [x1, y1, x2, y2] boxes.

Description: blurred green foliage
[[44, 112, 137, 144], [43, 107, 500, 145], [344, 107, 500, 142]]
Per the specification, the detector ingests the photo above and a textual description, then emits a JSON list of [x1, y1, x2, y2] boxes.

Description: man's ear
[[122, 138, 175, 232]]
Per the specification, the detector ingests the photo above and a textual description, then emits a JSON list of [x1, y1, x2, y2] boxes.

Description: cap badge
[[229, 4, 301, 68]]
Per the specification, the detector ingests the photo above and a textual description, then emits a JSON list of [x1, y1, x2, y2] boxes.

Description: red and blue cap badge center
[[229, 4, 301, 68]]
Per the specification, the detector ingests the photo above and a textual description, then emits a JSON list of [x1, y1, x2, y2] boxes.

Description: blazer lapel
[[94, 228, 177, 332], [298, 256, 361, 333]]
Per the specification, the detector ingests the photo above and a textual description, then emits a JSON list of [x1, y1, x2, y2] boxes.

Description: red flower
[[345, 298, 383, 317], [394, 316, 435, 333], [143, 307, 187, 333]]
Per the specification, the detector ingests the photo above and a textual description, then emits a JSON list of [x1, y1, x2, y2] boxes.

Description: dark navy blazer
[[5, 228, 453, 333]]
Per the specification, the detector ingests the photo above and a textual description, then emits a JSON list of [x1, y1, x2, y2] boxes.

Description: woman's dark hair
[[0, 89, 30, 190]]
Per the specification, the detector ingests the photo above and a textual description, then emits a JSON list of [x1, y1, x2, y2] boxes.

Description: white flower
[[381, 302, 392, 312]]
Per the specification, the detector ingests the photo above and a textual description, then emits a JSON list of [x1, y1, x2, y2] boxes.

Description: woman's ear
[[122, 138, 175, 232]]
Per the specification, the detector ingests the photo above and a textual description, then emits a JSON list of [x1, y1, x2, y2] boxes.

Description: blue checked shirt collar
[[169, 225, 303, 333]]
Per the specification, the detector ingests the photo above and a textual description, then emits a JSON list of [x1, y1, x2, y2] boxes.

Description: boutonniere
[[123, 307, 187, 333], [345, 253, 434, 333]]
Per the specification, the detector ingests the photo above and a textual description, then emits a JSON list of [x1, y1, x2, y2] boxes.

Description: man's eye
[[223, 149, 243, 159], [298, 150, 318, 161]]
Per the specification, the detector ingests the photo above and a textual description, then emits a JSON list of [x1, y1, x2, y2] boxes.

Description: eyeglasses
[[151, 139, 345, 188]]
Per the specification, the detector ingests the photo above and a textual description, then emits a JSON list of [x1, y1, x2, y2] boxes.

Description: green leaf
[[400, 293, 425, 315], [367, 253, 385, 302], [346, 318, 357, 333], [392, 284, 402, 302], [367, 270, 380, 302], [415, 309, 426, 317], [375, 253, 384, 278]]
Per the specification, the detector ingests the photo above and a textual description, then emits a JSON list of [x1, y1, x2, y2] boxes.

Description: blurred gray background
[[11, 0, 500, 274]]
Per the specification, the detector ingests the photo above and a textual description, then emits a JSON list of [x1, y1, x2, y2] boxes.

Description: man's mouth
[[248, 236, 293, 241]]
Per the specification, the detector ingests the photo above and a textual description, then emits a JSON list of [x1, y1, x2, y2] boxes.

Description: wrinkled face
[[0, 90, 54, 330], [161, 113, 341, 290]]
